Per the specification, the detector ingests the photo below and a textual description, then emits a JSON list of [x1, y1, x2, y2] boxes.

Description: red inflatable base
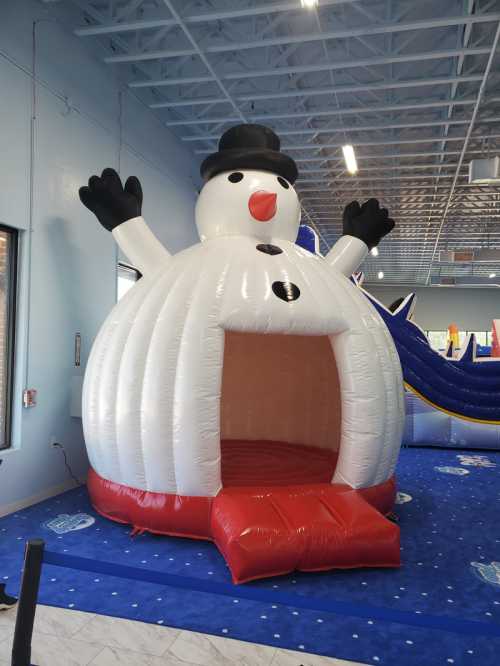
[[212, 484, 400, 583], [88, 457, 399, 583]]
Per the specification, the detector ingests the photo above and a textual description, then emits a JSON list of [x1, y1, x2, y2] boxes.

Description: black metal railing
[[11, 539, 44, 666]]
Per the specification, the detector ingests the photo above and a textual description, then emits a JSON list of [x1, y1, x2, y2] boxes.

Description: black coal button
[[272, 281, 300, 302], [256, 244, 283, 256]]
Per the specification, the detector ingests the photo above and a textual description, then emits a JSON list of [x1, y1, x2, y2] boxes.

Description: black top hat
[[200, 124, 298, 184]]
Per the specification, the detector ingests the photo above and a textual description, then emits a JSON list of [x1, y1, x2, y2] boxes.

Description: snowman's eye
[[277, 176, 289, 189], [228, 172, 243, 183]]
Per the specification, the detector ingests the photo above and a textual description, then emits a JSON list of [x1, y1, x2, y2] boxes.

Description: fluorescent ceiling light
[[301, 0, 318, 7], [377, 271, 384, 279], [490, 272, 497, 278], [342, 144, 358, 175], [370, 247, 379, 257]]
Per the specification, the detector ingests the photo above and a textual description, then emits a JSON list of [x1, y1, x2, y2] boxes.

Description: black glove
[[342, 198, 395, 250], [79, 168, 143, 231]]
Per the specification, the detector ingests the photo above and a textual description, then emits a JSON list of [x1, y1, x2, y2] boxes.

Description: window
[[468, 331, 487, 346], [425, 329, 492, 352], [0, 226, 18, 450], [117, 262, 141, 301], [427, 330, 448, 351]]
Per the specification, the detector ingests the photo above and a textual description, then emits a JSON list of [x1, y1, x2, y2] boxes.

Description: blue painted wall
[[0, 0, 199, 513]]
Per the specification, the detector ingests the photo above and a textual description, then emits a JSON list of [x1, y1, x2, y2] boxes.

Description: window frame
[[0, 224, 19, 451]]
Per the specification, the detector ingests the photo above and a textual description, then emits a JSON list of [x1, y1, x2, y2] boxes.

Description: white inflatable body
[[82, 167, 405, 582]]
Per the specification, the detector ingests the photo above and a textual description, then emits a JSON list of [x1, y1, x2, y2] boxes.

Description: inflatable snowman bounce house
[[79, 124, 404, 583]]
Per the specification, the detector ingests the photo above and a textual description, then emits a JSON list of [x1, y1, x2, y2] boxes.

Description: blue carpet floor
[[1, 447, 500, 665]]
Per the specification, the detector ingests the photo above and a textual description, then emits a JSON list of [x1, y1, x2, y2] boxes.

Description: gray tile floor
[[0, 604, 367, 665]]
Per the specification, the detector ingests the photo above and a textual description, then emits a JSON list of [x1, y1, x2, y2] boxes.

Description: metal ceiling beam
[[75, 17, 178, 36], [105, 48, 197, 63], [73, 0, 364, 36], [120, 12, 500, 61], [298, 184, 500, 192], [135, 74, 214, 87], [425, 20, 500, 284], [295, 148, 494, 162], [249, 96, 500, 122], [157, 1, 245, 126], [302, 163, 466, 173], [164, 96, 499, 126], [312, 210, 500, 215], [62, 0, 168, 91], [129, 47, 492, 87], [308, 200, 498, 206], [223, 48, 492, 81], [237, 73, 489, 103], [424, 0, 477, 274], [195, 133, 500, 153], [151, 96, 228, 109], [302, 194, 496, 199], [151, 74, 486, 109], [112, 43, 492, 69], [316, 211, 486, 220], [297, 174, 469, 182], [439, 0, 475, 176], [183, 116, 500, 141]]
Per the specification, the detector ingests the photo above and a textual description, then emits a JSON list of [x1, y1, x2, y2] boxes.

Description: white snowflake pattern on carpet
[[471, 561, 500, 587], [457, 454, 496, 468], [434, 466, 470, 476]]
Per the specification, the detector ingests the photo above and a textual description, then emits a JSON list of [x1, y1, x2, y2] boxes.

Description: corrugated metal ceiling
[[45, 0, 500, 286]]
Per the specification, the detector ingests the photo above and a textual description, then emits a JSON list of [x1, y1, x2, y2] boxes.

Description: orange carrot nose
[[248, 191, 277, 221]]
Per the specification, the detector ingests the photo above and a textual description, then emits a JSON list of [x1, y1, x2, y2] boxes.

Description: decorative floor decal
[[471, 562, 500, 588], [1, 448, 499, 665], [43, 513, 95, 534], [395, 492, 413, 504], [457, 454, 497, 468], [434, 466, 470, 476]]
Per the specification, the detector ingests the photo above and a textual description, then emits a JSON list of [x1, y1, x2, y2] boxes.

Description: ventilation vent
[[469, 157, 500, 184]]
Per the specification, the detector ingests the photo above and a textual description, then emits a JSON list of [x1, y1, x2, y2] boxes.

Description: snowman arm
[[325, 235, 368, 276], [112, 216, 170, 276]]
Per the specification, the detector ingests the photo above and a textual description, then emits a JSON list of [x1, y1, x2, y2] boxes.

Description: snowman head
[[197, 124, 300, 243]]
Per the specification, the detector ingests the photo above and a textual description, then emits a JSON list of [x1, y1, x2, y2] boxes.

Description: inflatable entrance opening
[[220, 332, 341, 487]]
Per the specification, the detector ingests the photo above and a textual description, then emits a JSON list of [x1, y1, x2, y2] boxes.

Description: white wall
[[367, 286, 500, 331], [0, 0, 199, 513]]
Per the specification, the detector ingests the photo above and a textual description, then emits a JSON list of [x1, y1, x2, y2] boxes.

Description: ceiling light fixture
[[342, 144, 358, 175], [378, 271, 384, 280], [371, 247, 379, 257], [490, 272, 497, 278], [301, 0, 319, 8]]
